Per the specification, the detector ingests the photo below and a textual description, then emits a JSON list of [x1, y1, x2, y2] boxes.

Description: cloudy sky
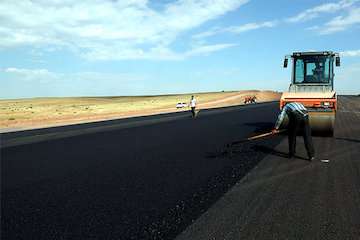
[[0, 0, 360, 99]]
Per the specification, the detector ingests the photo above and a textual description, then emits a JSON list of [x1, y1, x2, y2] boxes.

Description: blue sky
[[0, 0, 360, 99]]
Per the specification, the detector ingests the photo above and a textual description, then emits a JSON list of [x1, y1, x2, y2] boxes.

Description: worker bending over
[[273, 102, 315, 161]]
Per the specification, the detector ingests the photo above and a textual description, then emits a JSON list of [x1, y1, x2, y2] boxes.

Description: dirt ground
[[0, 90, 280, 132]]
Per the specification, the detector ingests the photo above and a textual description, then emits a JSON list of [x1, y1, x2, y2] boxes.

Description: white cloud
[[287, 0, 358, 23], [319, 7, 360, 34], [340, 49, 360, 56], [4, 67, 49, 75], [1, 67, 146, 83], [82, 43, 237, 61], [0, 0, 248, 60], [226, 21, 277, 33], [184, 43, 237, 57], [192, 20, 277, 39], [305, 25, 320, 31], [192, 27, 223, 39], [0, 67, 152, 98], [193, 0, 358, 40], [3, 67, 59, 82]]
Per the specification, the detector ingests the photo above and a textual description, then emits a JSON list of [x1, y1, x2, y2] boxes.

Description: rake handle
[[230, 129, 286, 146]]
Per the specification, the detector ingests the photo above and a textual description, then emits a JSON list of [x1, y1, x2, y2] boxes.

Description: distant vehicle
[[176, 102, 188, 108]]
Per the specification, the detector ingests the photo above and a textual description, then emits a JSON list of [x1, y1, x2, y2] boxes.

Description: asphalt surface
[[2, 96, 359, 240], [176, 96, 360, 240], [1, 102, 282, 240]]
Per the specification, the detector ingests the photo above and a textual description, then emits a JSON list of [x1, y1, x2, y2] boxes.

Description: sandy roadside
[[0, 91, 280, 132]]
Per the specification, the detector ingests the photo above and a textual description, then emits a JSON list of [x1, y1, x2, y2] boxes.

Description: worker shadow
[[335, 137, 360, 143], [251, 145, 287, 158], [252, 145, 309, 161]]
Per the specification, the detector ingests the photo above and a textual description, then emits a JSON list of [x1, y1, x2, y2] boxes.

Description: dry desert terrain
[[0, 90, 280, 132]]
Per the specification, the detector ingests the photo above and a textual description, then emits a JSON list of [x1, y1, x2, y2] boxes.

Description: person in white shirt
[[190, 95, 197, 118]]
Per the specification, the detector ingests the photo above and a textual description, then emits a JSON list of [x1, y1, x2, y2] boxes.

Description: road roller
[[281, 51, 341, 136]]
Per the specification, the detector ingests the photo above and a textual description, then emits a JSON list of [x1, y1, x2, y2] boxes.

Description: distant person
[[272, 102, 315, 161], [190, 95, 197, 118]]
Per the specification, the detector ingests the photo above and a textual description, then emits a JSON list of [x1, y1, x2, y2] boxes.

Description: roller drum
[[279, 111, 335, 136], [308, 112, 335, 135]]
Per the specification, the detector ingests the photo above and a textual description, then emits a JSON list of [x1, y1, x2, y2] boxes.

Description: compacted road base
[[176, 96, 360, 240], [1, 102, 282, 240]]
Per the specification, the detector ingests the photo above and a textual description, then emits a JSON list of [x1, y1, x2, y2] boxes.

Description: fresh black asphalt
[[176, 96, 360, 240], [2, 97, 359, 240], [1, 102, 282, 240]]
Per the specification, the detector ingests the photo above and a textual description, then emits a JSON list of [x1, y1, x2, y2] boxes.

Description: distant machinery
[[244, 96, 257, 104]]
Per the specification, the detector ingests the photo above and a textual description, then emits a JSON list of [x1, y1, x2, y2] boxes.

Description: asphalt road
[[1, 102, 282, 240], [176, 96, 360, 240], [2, 96, 359, 240]]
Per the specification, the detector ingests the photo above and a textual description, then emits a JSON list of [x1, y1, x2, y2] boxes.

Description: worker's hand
[[271, 129, 279, 134]]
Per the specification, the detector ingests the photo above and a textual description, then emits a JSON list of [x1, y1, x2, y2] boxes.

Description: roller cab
[[281, 51, 340, 136]]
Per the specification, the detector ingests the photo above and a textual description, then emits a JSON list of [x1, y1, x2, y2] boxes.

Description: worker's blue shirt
[[275, 102, 308, 129]]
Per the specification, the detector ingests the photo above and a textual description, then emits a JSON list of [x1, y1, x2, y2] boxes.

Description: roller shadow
[[251, 145, 288, 158], [335, 137, 360, 143]]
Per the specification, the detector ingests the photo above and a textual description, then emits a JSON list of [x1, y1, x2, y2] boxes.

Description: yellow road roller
[[281, 51, 341, 136]]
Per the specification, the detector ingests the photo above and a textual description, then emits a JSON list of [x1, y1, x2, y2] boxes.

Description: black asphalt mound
[[1, 103, 282, 240], [176, 96, 360, 240]]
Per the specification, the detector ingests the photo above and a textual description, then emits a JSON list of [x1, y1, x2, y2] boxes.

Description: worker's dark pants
[[288, 112, 315, 158], [191, 107, 196, 118]]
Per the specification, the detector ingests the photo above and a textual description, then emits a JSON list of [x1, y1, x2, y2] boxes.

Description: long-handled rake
[[221, 129, 287, 157], [229, 129, 286, 147]]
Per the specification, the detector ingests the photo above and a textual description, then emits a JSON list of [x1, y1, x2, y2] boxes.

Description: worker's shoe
[[288, 153, 294, 159], [308, 156, 315, 162]]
